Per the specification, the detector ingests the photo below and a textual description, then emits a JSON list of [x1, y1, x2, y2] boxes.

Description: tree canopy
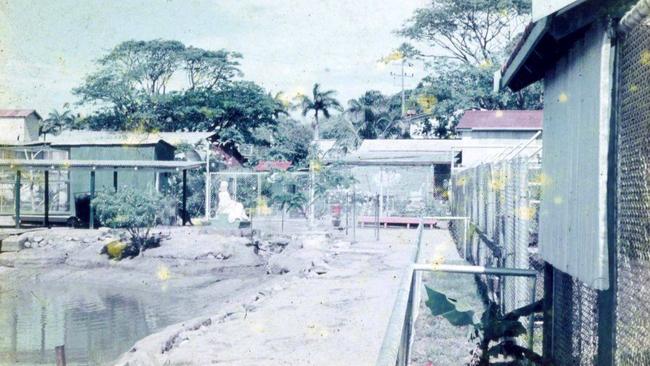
[[398, 0, 531, 65], [390, 0, 542, 137], [72, 39, 286, 148]]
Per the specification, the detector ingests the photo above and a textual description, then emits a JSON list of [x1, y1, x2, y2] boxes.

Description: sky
[[0, 0, 428, 116]]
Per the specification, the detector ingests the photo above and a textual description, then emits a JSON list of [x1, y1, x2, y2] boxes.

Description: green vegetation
[[269, 173, 309, 232], [93, 188, 165, 258], [299, 83, 343, 140], [426, 287, 544, 365], [392, 0, 542, 137]]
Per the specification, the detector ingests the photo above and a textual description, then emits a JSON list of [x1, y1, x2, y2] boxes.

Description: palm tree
[[347, 90, 405, 139], [41, 109, 72, 141], [300, 83, 342, 140], [347, 90, 391, 139], [270, 91, 290, 119]]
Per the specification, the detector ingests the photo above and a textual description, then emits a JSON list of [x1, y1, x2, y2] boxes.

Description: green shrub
[[92, 188, 164, 257]]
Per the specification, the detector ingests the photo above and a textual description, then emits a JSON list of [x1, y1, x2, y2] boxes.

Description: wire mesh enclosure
[[451, 155, 541, 309], [450, 152, 542, 346], [615, 18, 650, 366]]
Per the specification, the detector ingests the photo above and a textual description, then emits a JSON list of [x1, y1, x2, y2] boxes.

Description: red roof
[[255, 160, 292, 172], [457, 110, 542, 131], [0, 109, 41, 119]]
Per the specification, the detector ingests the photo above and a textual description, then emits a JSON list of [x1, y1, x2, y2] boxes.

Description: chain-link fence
[[615, 17, 650, 366], [450, 151, 543, 348], [350, 165, 450, 218]]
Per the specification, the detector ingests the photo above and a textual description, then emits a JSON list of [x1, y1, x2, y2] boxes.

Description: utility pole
[[401, 59, 406, 117], [390, 58, 414, 118]]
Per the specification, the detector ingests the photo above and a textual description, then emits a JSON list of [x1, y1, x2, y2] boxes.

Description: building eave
[[500, 0, 613, 91]]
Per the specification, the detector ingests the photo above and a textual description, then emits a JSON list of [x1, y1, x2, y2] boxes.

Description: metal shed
[[0, 159, 202, 228]]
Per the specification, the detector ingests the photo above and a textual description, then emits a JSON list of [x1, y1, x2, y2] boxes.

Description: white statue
[[217, 181, 249, 223]]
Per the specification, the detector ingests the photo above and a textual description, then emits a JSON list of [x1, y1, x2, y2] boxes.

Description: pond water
[[0, 279, 206, 365]]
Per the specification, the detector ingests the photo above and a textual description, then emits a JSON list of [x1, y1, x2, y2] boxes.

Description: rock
[[103, 240, 128, 259], [32, 236, 44, 243], [82, 237, 92, 244], [311, 259, 330, 275], [1, 236, 25, 252]]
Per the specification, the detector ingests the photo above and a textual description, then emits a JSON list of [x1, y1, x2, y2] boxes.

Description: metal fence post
[[352, 186, 356, 243], [44, 170, 49, 228], [375, 193, 380, 241], [89, 170, 96, 229], [345, 192, 350, 236], [14, 170, 20, 229]]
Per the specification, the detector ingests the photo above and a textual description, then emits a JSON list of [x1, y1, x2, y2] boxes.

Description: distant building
[[0, 109, 42, 143], [456, 110, 542, 140]]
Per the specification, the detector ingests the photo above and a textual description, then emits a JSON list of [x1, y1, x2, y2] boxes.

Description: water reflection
[[0, 280, 204, 365]]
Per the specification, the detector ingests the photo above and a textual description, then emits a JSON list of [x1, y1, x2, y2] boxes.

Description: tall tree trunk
[[313, 113, 319, 141]]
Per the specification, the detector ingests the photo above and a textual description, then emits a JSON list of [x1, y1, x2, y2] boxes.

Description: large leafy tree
[[72, 40, 284, 148], [413, 60, 543, 137], [183, 47, 243, 91], [266, 117, 312, 166], [395, 0, 542, 137], [398, 0, 531, 65], [300, 83, 343, 140]]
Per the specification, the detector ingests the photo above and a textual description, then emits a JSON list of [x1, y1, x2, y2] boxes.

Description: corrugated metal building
[[500, 0, 650, 364]]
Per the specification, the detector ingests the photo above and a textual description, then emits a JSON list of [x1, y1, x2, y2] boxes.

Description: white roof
[[47, 131, 213, 147]]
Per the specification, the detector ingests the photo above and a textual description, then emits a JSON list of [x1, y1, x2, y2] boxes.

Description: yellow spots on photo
[[630, 84, 639, 93], [641, 49, 650, 66], [489, 176, 505, 191], [257, 197, 273, 216], [428, 254, 445, 266], [558, 92, 569, 103], [289, 86, 306, 101], [495, 110, 504, 118], [383, 50, 404, 63], [456, 176, 468, 187], [156, 265, 171, 281], [517, 206, 536, 221], [417, 95, 437, 113], [532, 172, 552, 187], [249, 321, 266, 334], [479, 59, 493, 69], [62, 160, 71, 169], [310, 160, 322, 172], [553, 196, 564, 205], [306, 323, 329, 338]]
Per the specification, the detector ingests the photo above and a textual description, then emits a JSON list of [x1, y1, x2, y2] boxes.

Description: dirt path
[[115, 228, 418, 366]]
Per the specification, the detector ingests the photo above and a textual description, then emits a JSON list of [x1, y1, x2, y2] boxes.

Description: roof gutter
[[618, 0, 650, 35]]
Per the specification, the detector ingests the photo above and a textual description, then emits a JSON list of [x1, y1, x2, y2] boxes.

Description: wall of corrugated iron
[[538, 20, 611, 290]]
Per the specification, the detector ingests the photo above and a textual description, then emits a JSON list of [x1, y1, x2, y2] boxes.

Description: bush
[[93, 188, 164, 257]]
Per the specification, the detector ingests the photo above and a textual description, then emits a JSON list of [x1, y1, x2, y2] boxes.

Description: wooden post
[[44, 170, 49, 228], [55, 345, 66, 366], [89, 170, 96, 229], [182, 169, 187, 226], [113, 170, 118, 192], [14, 170, 20, 229]]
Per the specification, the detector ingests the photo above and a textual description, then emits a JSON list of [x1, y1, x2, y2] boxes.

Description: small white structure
[[0, 109, 42, 143]]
